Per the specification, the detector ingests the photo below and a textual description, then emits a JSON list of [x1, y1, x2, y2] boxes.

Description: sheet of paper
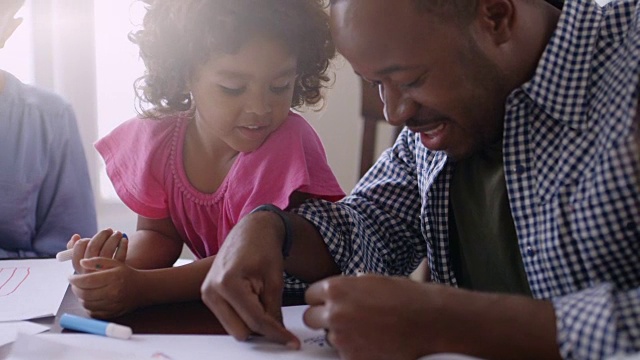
[[0, 322, 49, 347], [7, 305, 488, 360], [0, 259, 73, 322], [8, 306, 338, 360], [8, 333, 149, 360]]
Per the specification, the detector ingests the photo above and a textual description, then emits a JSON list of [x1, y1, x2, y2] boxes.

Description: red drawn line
[[0, 267, 31, 296], [0, 268, 12, 290]]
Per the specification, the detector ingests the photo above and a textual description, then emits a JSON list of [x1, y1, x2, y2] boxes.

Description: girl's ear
[[0, 17, 23, 49]]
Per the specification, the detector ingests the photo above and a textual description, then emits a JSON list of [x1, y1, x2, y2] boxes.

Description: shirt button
[[512, 164, 526, 175], [526, 246, 536, 257]]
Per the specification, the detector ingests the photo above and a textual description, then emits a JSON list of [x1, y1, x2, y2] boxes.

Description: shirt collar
[[521, 0, 603, 130]]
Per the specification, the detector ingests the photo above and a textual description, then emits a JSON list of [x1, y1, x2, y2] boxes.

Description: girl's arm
[[129, 191, 317, 308], [70, 253, 216, 318], [67, 216, 184, 271], [125, 216, 184, 269], [123, 216, 212, 306], [69, 216, 210, 318], [128, 257, 215, 307], [72, 192, 317, 318]]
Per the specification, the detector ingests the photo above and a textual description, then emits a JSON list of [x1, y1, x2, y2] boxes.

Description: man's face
[[331, 0, 512, 160]]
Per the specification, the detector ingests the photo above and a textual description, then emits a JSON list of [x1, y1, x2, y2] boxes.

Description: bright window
[[93, 0, 146, 200], [0, 0, 34, 84]]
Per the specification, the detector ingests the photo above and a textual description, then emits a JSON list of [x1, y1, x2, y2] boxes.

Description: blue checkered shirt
[[291, 0, 640, 358]]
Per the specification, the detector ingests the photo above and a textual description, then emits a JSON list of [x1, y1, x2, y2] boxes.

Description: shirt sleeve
[[95, 117, 173, 219], [228, 113, 345, 222], [31, 104, 97, 256], [291, 128, 427, 282], [552, 284, 640, 359]]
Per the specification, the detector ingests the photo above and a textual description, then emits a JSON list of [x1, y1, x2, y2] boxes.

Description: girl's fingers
[[84, 228, 114, 258], [71, 239, 90, 273], [98, 232, 125, 259], [79, 257, 122, 272], [66, 234, 82, 250], [113, 236, 128, 262]]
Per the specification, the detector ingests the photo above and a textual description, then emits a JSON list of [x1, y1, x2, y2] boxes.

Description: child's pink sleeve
[[94, 118, 172, 219], [229, 113, 345, 220]]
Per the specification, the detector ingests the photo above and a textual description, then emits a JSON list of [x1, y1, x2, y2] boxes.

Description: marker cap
[[106, 323, 133, 340], [56, 249, 73, 262]]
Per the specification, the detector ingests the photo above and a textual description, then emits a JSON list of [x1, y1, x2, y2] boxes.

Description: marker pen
[[60, 313, 132, 340]]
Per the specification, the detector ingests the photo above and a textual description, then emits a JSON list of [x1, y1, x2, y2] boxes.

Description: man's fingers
[[260, 277, 300, 348], [229, 288, 299, 349], [305, 278, 330, 305], [202, 294, 253, 341], [261, 276, 284, 324], [303, 304, 328, 330]]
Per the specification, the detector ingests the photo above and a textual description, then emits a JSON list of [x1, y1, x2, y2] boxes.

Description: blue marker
[[60, 313, 132, 340]]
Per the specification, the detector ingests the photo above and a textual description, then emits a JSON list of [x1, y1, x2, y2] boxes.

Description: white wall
[[302, 57, 397, 193], [302, 59, 363, 191]]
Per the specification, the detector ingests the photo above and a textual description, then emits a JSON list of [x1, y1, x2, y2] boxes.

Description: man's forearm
[[436, 287, 562, 360], [252, 211, 341, 284]]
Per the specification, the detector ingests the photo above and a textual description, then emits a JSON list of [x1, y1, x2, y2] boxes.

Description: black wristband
[[250, 204, 293, 258]]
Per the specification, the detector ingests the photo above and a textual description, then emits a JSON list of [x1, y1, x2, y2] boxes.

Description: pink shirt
[[95, 112, 344, 259]]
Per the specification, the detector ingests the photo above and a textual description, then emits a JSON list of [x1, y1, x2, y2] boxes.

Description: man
[[0, 0, 97, 258], [201, 0, 640, 359]]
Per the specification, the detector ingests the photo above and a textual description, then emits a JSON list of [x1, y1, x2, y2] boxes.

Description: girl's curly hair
[[130, 0, 335, 118]]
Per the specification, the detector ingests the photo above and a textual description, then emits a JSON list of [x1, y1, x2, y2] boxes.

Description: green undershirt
[[448, 142, 532, 296]]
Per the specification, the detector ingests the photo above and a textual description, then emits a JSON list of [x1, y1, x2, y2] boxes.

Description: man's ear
[[0, 17, 23, 49], [474, 0, 515, 45]]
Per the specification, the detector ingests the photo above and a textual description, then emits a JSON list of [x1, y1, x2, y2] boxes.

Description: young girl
[[67, 0, 344, 319]]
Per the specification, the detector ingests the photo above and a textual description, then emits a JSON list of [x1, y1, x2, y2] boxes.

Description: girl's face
[[189, 36, 297, 153]]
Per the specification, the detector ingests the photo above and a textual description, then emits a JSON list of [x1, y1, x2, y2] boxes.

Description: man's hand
[[304, 275, 437, 360], [304, 274, 561, 360], [201, 212, 300, 349]]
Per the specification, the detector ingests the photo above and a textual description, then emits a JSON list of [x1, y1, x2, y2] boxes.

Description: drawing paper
[[0, 322, 48, 347], [0, 259, 73, 322]]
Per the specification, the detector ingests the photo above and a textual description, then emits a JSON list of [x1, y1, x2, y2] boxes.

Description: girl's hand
[[69, 229, 128, 274], [66, 233, 82, 250], [68, 257, 142, 319]]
